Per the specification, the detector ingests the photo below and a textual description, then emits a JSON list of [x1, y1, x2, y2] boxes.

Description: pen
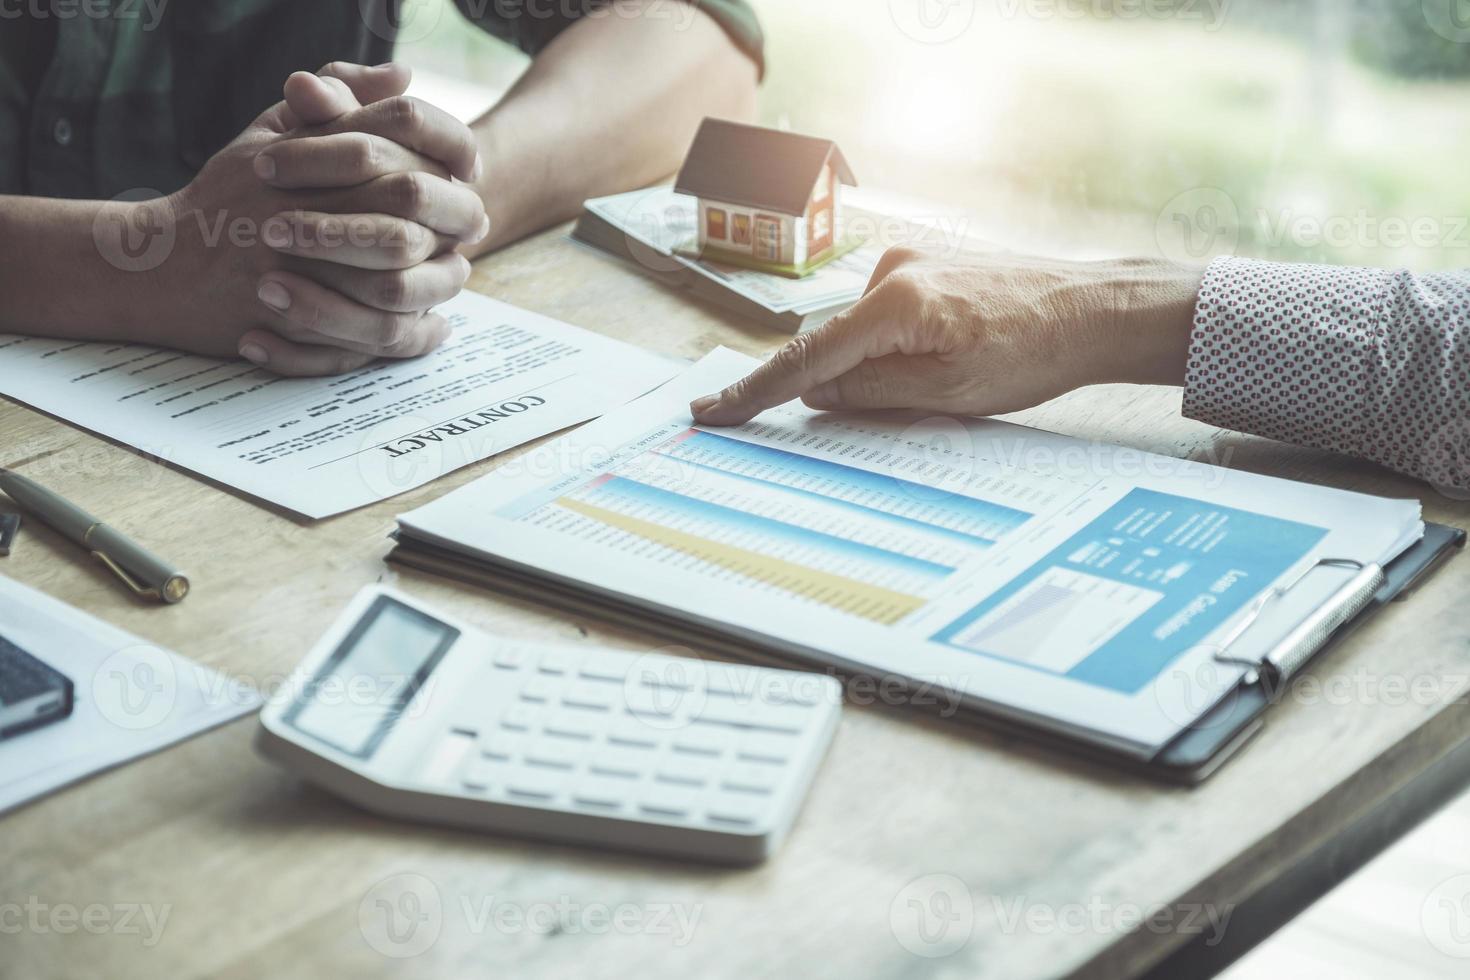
[[0, 468, 189, 604]]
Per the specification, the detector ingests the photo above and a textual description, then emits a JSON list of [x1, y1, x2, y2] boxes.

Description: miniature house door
[[753, 216, 781, 262]]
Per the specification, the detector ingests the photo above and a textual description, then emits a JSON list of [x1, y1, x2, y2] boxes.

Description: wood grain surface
[[2, 226, 1467, 980]]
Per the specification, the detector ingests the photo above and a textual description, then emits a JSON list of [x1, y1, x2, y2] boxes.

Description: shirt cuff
[[1182, 256, 1393, 463]]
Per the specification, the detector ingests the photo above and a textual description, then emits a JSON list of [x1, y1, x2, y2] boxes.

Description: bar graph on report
[[500, 429, 1033, 624]]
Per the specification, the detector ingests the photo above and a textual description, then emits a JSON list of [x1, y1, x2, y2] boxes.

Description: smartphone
[[0, 635, 74, 739]]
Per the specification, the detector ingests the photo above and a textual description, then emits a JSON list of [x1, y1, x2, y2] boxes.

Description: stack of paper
[[574, 187, 883, 331], [392, 349, 1426, 761]]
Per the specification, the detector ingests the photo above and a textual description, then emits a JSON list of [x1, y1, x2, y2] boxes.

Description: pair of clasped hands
[[150, 62, 487, 376]]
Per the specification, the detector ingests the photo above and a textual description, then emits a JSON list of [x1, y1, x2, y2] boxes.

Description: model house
[[674, 119, 858, 277]]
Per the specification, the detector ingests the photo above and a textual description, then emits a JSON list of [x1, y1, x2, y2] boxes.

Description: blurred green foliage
[[400, 0, 1470, 271]]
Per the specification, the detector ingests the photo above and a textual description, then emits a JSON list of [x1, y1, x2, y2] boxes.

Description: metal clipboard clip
[[1211, 557, 1387, 687]]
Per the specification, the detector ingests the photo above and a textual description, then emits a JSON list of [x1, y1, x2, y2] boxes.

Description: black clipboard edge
[[1149, 522, 1466, 784], [386, 522, 1463, 785]]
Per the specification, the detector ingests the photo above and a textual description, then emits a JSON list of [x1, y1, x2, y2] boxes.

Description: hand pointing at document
[[690, 247, 1202, 425], [691, 243, 1470, 494]]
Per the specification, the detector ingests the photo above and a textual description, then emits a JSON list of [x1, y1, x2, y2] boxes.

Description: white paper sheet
[[584, 186, 881, 314], [398, 348, 1424, 755], [0, 291, 678, 518], [0, 574, 260, 815]]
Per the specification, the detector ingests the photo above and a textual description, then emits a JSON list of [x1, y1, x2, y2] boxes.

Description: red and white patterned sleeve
[[1183, 256, 1470, 492]]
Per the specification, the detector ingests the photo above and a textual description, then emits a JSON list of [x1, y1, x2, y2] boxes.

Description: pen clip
[[91, 549, 163, 601], [1211, 557, 1383, 685]]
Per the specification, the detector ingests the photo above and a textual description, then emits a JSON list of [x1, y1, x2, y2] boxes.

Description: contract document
[[394, 348, 1426, 759], [0, 291, 678, 518]]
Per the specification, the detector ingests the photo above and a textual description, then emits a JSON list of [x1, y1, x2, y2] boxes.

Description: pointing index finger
[[690, 293, 897, 426]]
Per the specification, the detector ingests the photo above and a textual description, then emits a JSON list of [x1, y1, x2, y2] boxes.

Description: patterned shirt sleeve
[[1183, 256, 1470, 493]]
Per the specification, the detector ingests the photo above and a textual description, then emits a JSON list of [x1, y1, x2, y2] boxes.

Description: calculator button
[[561, 680, 615, 710], [702, 663, 747, 696], [748, 700, 809, 733], [501, 706, 536, 731], [479, 732, 522, 760], [638, 785, 695, 817], [588, 748, 650, 779], [537, 649, 581, 675], [459, 756, 499, 792], [524, 741, 581, 771], [493, 647, 528, 670], [572, 778, 632, 809], [721, 763, 780, 795], [692, 700, 752, 727], [736, 733, 793, 764], [671, 730, 726, 758], [624, 685, 688, 720], [542, 710, 598, 740], [576, 658, 629, 682], [520, 676, 557, 703], [707, 799, 764, 826], [655, 758, 710, 787], [505, 770, 563, 800], [606, 717, 661, 748]]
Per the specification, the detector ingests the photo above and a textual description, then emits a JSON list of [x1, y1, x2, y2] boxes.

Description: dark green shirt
[[0, 0, 763, 199]]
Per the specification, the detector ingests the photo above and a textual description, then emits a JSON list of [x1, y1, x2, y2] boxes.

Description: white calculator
[[256, 586, 841, 864]]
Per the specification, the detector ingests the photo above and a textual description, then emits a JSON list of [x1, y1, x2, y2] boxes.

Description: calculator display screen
[[284, 596, 459, 759]]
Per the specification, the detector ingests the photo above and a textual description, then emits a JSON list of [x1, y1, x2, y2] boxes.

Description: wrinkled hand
[[690, 248, 1203, 425], [139, 63, 487, 375]]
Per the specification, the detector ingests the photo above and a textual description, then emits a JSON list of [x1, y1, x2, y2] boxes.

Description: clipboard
[[387, 522, 1464, 784], [1147, 521, 1465, 783]]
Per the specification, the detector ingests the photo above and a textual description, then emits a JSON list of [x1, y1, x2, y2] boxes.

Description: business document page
[[0, 291, 677, 518], [399, 348, 1423, 752]]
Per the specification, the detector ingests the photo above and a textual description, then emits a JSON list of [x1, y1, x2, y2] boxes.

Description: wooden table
[[3, 226, 1468, 980]]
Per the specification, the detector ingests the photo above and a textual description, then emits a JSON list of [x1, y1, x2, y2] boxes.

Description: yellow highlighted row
[[558, 497, 925, 625]]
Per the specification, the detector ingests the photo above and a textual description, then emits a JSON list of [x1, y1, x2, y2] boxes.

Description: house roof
[[673, 119, 856, 217]]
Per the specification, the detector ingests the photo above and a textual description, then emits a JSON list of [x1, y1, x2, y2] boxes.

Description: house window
[[732, 213, 751, 245], [706, 207, 727, 240], [812, 164, 832, 203], [812, 208, 831, 241]]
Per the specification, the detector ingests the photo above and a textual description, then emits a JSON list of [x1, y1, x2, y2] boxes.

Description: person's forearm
[[1183, 257, 1470, 491], [0, 196, 172, 343], [464, 3, 758, 254]]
